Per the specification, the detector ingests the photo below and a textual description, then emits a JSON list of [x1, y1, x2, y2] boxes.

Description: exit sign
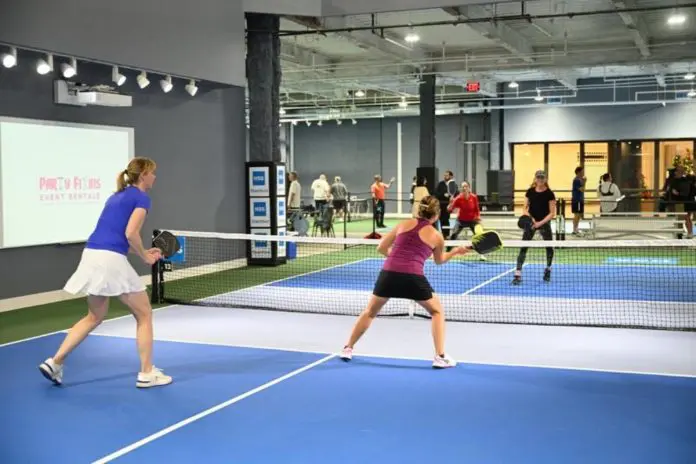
[[466, 81, 480, 92]]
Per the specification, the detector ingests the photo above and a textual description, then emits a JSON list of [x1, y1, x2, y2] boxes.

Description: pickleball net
[[151, 230, 696, 331]]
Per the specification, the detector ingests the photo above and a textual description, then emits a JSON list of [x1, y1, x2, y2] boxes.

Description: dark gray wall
[[0, 0, 245, 85], [0, 60, 246, 299], [292, 114, 490, 210]]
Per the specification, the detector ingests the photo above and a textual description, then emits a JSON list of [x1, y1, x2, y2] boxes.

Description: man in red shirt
[[447, 181, 486, 260]]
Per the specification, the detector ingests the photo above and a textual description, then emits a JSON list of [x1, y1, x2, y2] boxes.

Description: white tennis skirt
[[64, 248, 146, 296]]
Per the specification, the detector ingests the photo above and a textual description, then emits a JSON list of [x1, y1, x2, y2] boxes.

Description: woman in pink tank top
[[340, 195, 470, 369]]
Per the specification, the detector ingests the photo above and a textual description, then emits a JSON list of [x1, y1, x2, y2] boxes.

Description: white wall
[[0, 0, 246, 86], [503, 102, 696, 169]]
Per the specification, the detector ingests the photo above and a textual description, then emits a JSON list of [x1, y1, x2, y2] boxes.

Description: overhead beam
[[611, 0, 651, 57], [544, 72, 578, 91], [322, 0, 522, 17], [280, 41, 336, 71], [443, 6, 534, 63], [287, 16, 432, 74]]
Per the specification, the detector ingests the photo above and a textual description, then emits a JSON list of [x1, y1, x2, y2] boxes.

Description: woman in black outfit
[[513, 170, 556, 285]]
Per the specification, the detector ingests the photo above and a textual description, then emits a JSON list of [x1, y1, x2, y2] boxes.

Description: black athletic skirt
[[372, 270, 434, 301]]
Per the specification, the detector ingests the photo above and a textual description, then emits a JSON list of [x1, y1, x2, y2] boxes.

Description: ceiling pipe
[[264, 4, 696, 37], [280, 99, 696, 123]]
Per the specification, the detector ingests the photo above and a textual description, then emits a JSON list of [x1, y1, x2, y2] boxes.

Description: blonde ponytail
[[116, 170, 130, 192]]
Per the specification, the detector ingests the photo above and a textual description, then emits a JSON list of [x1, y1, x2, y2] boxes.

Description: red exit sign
[[466, 81, 480, 92]]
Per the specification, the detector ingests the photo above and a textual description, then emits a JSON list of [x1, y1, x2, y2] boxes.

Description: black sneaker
[[543, 268, 551, 282], [512, 275, 522, 285]]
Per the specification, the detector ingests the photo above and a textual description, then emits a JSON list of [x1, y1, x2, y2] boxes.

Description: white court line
[[91, 353, 336, 464], [87, 332, 696, 379], [0, 258, 373, 349], [461, 267, 518, 295]]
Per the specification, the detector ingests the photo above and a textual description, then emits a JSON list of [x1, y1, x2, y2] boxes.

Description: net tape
[[165, 230, 696, 249]]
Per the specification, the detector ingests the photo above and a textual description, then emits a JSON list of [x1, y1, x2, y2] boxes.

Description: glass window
[[659, 140, 694, 186], [512, 144, 544, 214], [639, 142, 656, 210], [584, 143, 609, 215], [548, 143, 581, 206]]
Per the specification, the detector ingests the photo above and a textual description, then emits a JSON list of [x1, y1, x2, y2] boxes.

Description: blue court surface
[[2, 332, 695, 463], [270, 258, 696, 302]]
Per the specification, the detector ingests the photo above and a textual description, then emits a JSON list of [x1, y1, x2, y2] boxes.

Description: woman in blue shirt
[[39, 157, 172, 388]]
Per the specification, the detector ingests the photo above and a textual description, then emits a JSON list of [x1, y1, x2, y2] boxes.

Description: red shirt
[[449, 193, 480, 221]]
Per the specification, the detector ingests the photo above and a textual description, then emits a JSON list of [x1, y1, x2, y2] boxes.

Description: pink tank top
[[382, 219, 434, 276]]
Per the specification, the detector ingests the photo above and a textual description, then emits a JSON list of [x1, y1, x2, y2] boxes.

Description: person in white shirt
[[311, 174, 331, 210], [287, 172, 302, 210], [598, 173, 621, 214]]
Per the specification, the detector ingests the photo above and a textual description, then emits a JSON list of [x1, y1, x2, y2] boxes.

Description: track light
[[36, 54, 53, 75], [112, 66, 126, 86], [137, 71, 150, 89], [1, 47, 17, 68], [185, 79, 198, 96], [160, 75, 173, 93], [61, 58, 77, 78]]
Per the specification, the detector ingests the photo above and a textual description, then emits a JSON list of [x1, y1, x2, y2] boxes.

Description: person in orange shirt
[[447, 181, 486, 260], [371, 174, 394, 228]]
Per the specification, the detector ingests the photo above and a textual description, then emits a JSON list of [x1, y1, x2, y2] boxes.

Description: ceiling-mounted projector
[[53, 80, 132, 107]]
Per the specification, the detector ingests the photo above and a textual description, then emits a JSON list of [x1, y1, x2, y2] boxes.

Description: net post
[[344, 192, 349, 249], [561, 198, 567, 240], [150, 229, 161, 304]]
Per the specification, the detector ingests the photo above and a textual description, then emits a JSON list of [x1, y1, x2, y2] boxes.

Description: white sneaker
[[340, 346, 353, 361], [479, 254, 488, 261], [39, 358, 63, 385], [433, 354, 457, 369], [136, 366, 173, 388]]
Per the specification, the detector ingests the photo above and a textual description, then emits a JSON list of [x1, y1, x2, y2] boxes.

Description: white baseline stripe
[[91, 353, 336, 463]]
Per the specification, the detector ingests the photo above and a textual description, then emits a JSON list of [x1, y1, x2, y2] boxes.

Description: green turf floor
[[1, 242, 693, 345]]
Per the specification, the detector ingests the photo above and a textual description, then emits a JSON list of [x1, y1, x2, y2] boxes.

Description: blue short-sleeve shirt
[[86, 186, 151, 255], [572, 178, 584, 202]]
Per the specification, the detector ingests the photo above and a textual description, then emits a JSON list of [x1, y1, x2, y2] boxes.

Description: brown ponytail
[[417, 195, 441, 220], [116, 157, 157, 192]]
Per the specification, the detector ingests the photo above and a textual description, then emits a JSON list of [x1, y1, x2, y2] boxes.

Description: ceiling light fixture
[[509, 81, 519, 88], [667, 11, 687, 26], [61, 58, 77, 78], [1, 47, 17, 68], [137, 71, 150, 89], [36, 54, 53, 75], [355, 90, 366, 97], [185, 79, 198, 96], [160, 75, 173, 93], [112, 66, 126, 86], [685, 72, 695, 80], [405, 32, 420, 43]]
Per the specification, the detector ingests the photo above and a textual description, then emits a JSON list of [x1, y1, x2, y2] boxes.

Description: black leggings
[[516, 223, 554, 271]]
